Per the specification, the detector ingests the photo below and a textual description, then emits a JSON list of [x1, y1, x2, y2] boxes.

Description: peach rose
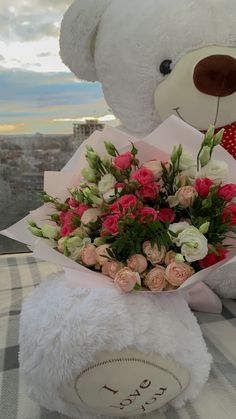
[[144, 266, 166, 291], [165, 261, 195, 286], [114, 267, 140, 293], [80, 244, 97, 266], [96, 244, 111, 266], [164, 251, 177, 266], [102, 261, 124, 279], [176, 186, 198, 208], [142, 241, 166, 265], [127, 254, 148, 273]]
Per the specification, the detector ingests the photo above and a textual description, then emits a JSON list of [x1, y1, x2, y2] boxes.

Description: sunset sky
[[0, 0, 115, 134]]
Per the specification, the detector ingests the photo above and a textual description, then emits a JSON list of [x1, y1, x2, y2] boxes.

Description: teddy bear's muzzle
[[193, 54, 236, 97]]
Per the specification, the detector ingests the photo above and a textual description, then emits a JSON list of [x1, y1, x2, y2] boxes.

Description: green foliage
[[109, 211, 172, 262]]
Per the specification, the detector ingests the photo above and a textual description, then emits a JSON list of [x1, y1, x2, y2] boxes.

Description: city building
[[73, 119, 104, 149]]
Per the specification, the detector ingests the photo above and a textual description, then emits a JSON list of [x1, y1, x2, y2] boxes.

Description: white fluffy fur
[[60, 0, 236, 134], [19, 272, 212, 419], [60, 0, 111, 82]]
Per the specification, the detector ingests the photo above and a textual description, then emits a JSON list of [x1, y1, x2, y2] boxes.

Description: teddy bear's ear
[[60, 0, 111, 82]]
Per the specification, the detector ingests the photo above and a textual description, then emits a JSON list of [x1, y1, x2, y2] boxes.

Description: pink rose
[[80, 244, 97, 266], [144, 266, 166, 291], [60, 210, 79, 236], [139, 207, 158, 222], [131, 167, 154, 185], [102, 260, 124, 279], [96, 244, 111, 266], [74, 204, 90, 218], [138, 183, 160, 200], [101, 215, 119, 236], [114, 152, 133, 170], [165, 262, 194, 286], [195, 178, 213, 198], [118, 194, 138, 210], [60, 223, 75, 237], [115, 182, 126, 192], [142, 241, 166, 265], [217, 184, 236, 201], [157, 208, 175, 223], [68, 198, 80, 207], [199, 247, 228, 269], [143, 160, 163, 180], [222, 203, 236, 225], [176, 186, 198, 208], [164, 251, 177, 266], [114, 267, 140, 293], [109, 201, 120, 215], [127, 254, 148, 273], [60, 211, 67, 224]]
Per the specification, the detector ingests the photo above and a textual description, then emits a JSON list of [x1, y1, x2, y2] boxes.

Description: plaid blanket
[[0, 254, 236, 419]]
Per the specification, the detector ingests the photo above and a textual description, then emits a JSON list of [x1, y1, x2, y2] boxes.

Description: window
[[0, 1, 116, 253]]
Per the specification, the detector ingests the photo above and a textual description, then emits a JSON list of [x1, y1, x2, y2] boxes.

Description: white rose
[[103, 188, 116, 202], [179, 152, 195, 171], [67, 236, 83, 252], [178, 226, 208, 262], [81, 208, 102, 225], [41, 224, 59, 240], [98, 174, 116, 194], [58, 237, 68, 252], [70, 247, 83, 261], [168, 221, 191, 244], [199, 160, 229, 184], [181, 165, 197, 180]]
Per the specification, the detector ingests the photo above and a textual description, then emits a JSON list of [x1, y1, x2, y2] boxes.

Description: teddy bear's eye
[[159, 59, 172, 75]]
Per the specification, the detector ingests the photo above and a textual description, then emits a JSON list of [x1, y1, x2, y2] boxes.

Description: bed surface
[[0, 253, 236, 419]]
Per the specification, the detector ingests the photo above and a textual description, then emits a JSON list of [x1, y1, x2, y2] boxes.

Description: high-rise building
[[73, 119, 104, 149]]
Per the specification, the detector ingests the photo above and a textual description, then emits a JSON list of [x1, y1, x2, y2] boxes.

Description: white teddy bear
[[60, 0, 236, 298], [18, 1, 236, 418], [60, 0, 236, 143]]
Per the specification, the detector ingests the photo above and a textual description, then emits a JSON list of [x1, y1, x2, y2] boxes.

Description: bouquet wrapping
[[2, 116, 236, 295]]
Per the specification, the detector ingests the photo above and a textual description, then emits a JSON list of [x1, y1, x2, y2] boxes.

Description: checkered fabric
[[0, 253, 236, 419]]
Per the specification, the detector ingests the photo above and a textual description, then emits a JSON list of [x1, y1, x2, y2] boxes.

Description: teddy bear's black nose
[[193, 55, 236, 97]]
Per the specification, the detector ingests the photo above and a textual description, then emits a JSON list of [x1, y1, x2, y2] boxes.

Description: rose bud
[[176, 186, 198, 208], [102, 261, 124, 279], [127, 254, 148, 273], [142, 241, 166, 265], [114, 152, 133, 170], [80, 244, 97, 266], [96, 244, 111, 266], [164, 251, 177, 266], [165, 262, 194, 287], [114, 267, 140, 293], [143, 266, 166, 291]]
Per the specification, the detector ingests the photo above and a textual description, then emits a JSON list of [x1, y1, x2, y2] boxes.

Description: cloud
[[0, 0, 71, 42], [53, 114, 116, 123], [0, 123, 26, 133], [37, 52, 54, 58], [0, 54, 4, 61]]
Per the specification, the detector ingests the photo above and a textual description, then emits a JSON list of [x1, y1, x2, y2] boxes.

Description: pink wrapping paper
[[1, 116, 236, 297]]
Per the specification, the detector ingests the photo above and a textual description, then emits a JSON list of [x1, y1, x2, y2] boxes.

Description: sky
[[0, 0, 115, 134]]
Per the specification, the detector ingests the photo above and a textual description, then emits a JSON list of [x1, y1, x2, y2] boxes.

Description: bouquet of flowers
[[23, 118, 236, 293], [2, 116, 236, 294]]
